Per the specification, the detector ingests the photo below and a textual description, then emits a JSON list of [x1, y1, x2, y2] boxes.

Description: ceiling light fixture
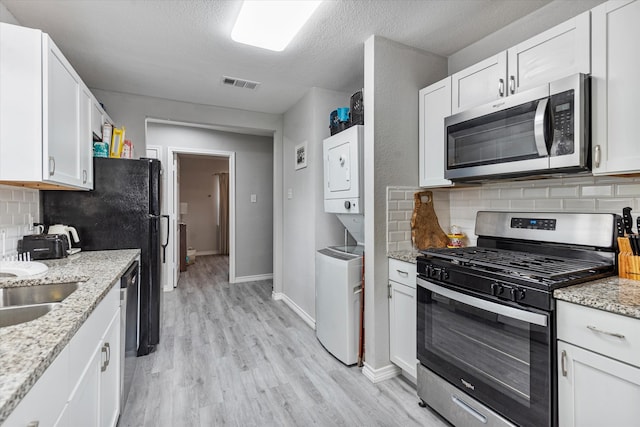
[[231, 0, 322, 52]]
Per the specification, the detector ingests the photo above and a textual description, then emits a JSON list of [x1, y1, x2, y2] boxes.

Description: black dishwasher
[[120, 260, 139, 414]]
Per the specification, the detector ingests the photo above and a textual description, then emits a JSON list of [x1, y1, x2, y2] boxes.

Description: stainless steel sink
[[0, 282, 80, 308], [0, 303, 58, 328]]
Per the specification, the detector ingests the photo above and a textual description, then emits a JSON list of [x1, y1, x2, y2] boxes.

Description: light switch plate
[[287, 188, 293, 199], [251, 194, 257, 203]]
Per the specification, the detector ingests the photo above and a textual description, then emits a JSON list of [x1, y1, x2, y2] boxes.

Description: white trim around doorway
[[168, 146, 236, 286]]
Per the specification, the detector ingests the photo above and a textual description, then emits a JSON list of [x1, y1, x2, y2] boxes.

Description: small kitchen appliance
[[47, 224, 81, 254], [416, 211, 619, 427], [445, 73, 590, 181], [18, 234, 69, 260]]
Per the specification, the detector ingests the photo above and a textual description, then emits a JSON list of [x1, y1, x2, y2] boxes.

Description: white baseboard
[[362, 362, 401, 383], [234, 273, 273, 283], [272, 292, 316, 329], [194, 250, 219, 256]]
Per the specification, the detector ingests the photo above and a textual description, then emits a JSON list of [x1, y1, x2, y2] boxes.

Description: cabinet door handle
[[498, 78, 505, 97], [594, 145, 601, 168], [586, 325, 625, 339], [396, 270, 408, 277], [105, 341, 111, 366], [561, 350, 568, 377], [509, 75, 516, 94], [82, 169, 87, 184], [101, 343, 109, 372], [388, 284, 392, 299], [48, 156, 55, 176]]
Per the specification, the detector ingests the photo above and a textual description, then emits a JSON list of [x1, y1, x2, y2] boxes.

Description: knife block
[[617, 237, 640, 280]]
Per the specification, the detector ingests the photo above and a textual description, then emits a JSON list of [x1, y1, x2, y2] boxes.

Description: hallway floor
[[118, 255, 449, 426]]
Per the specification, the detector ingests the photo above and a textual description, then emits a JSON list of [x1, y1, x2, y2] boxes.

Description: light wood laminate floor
[[118, 255, 449, 426]]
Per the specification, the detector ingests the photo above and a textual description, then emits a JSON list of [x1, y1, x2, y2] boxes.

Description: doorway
[[176, 154, 230, 280], [169, 148, 236, 287]]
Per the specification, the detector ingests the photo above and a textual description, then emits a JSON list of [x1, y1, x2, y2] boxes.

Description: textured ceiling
[[3, 0, 555, 114]]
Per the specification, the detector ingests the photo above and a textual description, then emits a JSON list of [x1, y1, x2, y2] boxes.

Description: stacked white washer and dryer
[[315, 125, 364, 366]]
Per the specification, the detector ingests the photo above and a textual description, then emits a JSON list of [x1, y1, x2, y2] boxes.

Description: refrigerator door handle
[[161, 215, 170, 263]]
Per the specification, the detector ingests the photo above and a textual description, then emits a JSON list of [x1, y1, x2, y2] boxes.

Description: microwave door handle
[[534, 98, 550, 157]]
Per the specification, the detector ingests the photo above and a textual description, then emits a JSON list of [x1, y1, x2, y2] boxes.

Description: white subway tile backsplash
[[397, 241, 413, 251], [595, 198, 632, 213], [615, 183, 640, 197], [550, 186, 579, 198], [523, 187, 549, 199], [389, 211, 405, 221], [510, 199, 536, 210], [389, 190, 406, 200], [387, 201, 398, 211], [397, 221, 411, 231], [499, 188, 523, 199], [581, 185, 613, 197], [534, 199, 563, 210], [563, 199, 596, 211], [6, 201, 19, 214], [388, 231, 406, 243], [397, 200, 413, 210], [390, 176, 640, 253], [489, 199, 510, 210]]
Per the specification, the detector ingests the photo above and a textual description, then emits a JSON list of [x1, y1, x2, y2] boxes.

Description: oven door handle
[[417, 278, 548, 327]]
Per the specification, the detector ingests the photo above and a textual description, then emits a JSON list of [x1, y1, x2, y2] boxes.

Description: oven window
[[417, 284, 551, 427], [432, 293, 532, 403], [447, 100, 546, 169]]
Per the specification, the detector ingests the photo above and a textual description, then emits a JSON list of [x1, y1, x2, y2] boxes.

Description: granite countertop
[[0, 249, 140, 424], [554, 276, 640, 319], [388, 250, 421, 264]]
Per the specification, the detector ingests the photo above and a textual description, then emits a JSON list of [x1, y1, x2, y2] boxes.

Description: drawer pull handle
[[586, 325, 625, 339], [561, 350, 568, 377], [27, 422, 39, 427], [396, 270, 409, 277]]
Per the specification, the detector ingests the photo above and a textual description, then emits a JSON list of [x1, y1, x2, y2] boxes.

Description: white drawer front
[[388, 258, 417, 288], [557, 300, 640, 368]]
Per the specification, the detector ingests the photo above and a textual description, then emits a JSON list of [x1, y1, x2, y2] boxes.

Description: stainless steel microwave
[[444, 73, 590, 181]]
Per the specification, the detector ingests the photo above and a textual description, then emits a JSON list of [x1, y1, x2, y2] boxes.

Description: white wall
[[147, 122, 273, 280], [0, 2, 19, 25], [448, 0, 604, 74], [281, 87, 350, 324], [178, 156, 228, 254], [364, 35, 447, 373], [91, 89, 284, 291]]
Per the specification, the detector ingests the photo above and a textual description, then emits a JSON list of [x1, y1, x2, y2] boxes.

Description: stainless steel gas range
[[416, 211, 620, 427]]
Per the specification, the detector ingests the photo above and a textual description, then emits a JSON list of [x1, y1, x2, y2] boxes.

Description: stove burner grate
[[422, 247, 611, 280]]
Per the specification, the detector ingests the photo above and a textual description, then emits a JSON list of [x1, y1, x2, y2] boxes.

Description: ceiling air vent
[[222, 76, 260, 90]]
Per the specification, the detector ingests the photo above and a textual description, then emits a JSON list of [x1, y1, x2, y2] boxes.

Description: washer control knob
[[344, 201, 351, 209]]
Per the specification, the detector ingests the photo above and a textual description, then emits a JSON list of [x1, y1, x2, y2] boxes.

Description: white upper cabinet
[[591, 0, 640, 175], [419, 77, 454, 188], [507, 11, 590, 93], [0, 23, 94, 190], [451, 11, 590, 114], [451, 53, 507, 114]]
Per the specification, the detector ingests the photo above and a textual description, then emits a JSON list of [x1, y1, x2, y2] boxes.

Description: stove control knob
[[509, 287, 517, 302], [441, 268, 449, 280], [490, 283, 504, 296], [518, 288, 526, 301]]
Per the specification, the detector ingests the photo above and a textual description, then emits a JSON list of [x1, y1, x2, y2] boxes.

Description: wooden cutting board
[[410, 191, 448, 250]]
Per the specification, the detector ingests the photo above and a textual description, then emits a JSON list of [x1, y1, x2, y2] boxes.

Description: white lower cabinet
[[557, 300, 640, 427], [388, 259, 418, 380], [4, 284, 121, 427]]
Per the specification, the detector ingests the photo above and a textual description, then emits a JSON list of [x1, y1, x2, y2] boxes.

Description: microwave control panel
[[549, 89, 575, 156]]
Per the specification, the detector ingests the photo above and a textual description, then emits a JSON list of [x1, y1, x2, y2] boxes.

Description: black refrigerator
[[42, 157, 166, 356]]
